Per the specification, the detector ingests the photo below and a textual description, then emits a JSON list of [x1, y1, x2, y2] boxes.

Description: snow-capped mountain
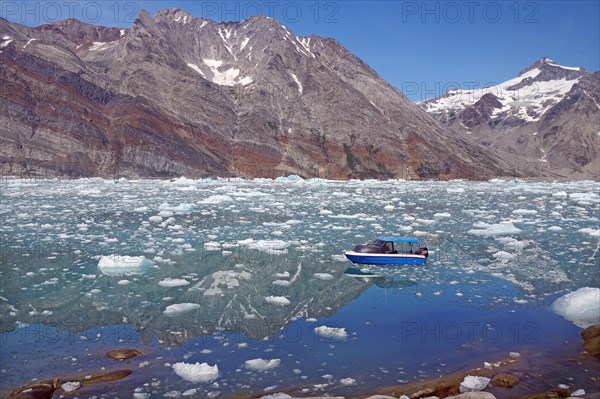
[[420, 58, 599, 179], [0, 8, 511, 179]]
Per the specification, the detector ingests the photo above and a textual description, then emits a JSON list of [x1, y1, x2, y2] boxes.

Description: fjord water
[[1, 177, 598, 397]]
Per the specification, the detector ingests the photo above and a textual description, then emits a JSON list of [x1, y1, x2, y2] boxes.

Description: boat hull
[[344, 251, 426, 265]]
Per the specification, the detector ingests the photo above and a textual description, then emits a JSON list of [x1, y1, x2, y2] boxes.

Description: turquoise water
[[0, 177, 598, 397]]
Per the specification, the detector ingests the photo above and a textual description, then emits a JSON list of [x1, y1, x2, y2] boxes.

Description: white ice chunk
[[579, 228, 600, 237], [552, 287, 600, 328], [459, 375, 491, 393], [159, 278, 190, 287], [313, 273, 333, 280], [259, 393, 292, 399], [173, 362, 218, 382], [159, 202, 195, 213], [245, 358, 281, 371], [98, 255, 154, 275], [512, 209, 538, 215], [493, 251, 515, 262], [570, 192, 599, 205], [314, 325, 348, 340], [198, 195, 234, 204], [433, 212, 451, 218], [164, 303, 201, 316], [468, 222, 521, 236], [239, 239, 290, 254], [61, 381, 80, 392], [265, 296, 290, 306]]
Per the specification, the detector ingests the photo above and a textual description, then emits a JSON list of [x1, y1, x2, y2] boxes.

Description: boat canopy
[[377, 237, 419, 243]]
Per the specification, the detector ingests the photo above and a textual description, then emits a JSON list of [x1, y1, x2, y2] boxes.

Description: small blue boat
[[344, 237, 428, 265]]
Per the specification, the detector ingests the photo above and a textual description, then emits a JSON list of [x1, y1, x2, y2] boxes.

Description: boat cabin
[[351, 237, 421, 255]]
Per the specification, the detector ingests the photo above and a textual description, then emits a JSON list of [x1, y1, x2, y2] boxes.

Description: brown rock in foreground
[[581, 325, 600, 359], [520, 387, 571, 399], [7, 382, 55, 399], [7, 369, 132, 398], [491, 372, 519, 388]]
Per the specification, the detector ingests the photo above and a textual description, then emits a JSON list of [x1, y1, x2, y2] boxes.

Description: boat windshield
[[367, 239, 385, 247]]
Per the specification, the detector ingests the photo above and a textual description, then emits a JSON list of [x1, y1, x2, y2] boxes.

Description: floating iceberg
[[97, 255, 154, 275], [467, 222, 521, 236], [198, 195, 234, 204], [158, 278, 190, 287], [245, 358, 281, 371], [314, 325, 348, 340], [159, 202, 195, 213], [313, 273, 334, 280], [172, 362, 218, 382], [265, 296, 290, 306], [239, 239, 290, 254], [552, 287, 600, 328], [579, 228, 600, 238], [163, 303, 201, 316]]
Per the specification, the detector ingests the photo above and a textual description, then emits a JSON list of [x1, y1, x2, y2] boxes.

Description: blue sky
[[3, 1, 599, 101]]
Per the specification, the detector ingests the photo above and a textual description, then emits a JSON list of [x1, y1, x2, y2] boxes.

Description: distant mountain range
[[0, 9, 597, 179], [420, 57, 599, 179]]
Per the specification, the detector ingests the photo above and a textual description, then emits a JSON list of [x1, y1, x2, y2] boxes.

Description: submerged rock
[[8, 369, 133, 399], [491, 373, 519, 388], [78, 369, 133, 385], [8, 382, 55, 399], [106, 348, 143, 360], [581, 324, 600, 358], [521, 388, 571, 399]]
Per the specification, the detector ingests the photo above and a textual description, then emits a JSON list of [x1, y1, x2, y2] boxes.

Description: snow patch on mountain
[[187, 63, 205, 78], [291, 73, 303, 94], [201, 59, 253, 86], [240, 37, 250, 51], [420, 58, 584, 123]]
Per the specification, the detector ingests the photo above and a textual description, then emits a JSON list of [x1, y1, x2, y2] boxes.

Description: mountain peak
[[136, 8, 154, 26], [154, 8, 195, 24], [520, 56, 585, 77]]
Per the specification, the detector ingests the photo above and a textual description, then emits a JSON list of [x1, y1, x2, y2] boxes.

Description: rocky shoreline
[[7, 326, 600, 399]]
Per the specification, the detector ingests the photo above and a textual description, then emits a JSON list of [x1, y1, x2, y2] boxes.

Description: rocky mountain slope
[[0, 8, 510, 179], [419, 58, 600, 179]]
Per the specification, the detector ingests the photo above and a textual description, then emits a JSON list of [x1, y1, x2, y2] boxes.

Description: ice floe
[[172, 362, 219, 382], [313, 273, 334, 280], [468, 222, 521, 236], [97, 255, 154, 275], [314, 325, 348, 340], [265, 296, 290, 306], [552, 287, 600, 328], [159, 278, 191, 287], [244, 358, 281, 371], [163, 303, 201, 316]]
